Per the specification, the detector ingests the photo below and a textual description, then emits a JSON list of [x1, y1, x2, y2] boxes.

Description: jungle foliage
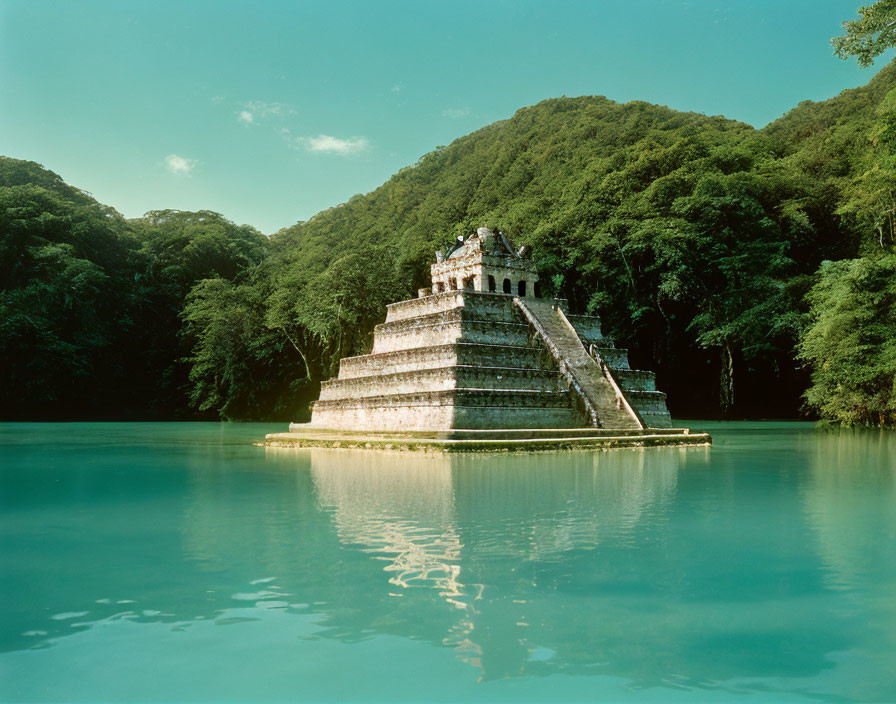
[[0, 160, 267, 419], [4, 60, 896, 424]]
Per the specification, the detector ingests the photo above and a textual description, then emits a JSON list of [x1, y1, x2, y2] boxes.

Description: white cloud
[[305, 134, 369, 154], [246, 100, 292, 118], [164, 154, 197, 175], [391, 84, 401, 93], [282, 130, 369, 156], [235, 100, 294, 125], [442, 107, 470, 119]]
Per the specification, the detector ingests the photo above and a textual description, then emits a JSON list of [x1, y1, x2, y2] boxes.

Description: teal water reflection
[[1, 422, 894, 702]]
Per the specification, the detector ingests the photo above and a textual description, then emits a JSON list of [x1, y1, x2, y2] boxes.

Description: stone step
[[374, 307, 462, 334], [625, 391, 671, 427], [319, 365, 564, 400], [287, 424, 697, 439], [372, 308, 532, 354], [613, 368, 657, 392], [268, 426, 712, 451], [565, 314, 608, 347], [311, 389, 578, 431], [514, 298, 642, 430], [384, 290, 519, 323], [265, 430, 711, 452], [338, 343, 549, 379], [377, 305, 523, 334], [593, 347, 630, 369], [313, 388, 573, 411]]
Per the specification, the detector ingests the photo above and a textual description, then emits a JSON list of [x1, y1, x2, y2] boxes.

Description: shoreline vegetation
[[3, 63, 896, 427]]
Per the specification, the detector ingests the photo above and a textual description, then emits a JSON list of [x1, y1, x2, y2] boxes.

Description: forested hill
[[270, 97, 756, 280], [4, 61, 896, 423]]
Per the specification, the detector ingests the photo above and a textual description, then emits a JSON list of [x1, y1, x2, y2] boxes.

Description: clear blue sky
[[0, 0, 889, 234]]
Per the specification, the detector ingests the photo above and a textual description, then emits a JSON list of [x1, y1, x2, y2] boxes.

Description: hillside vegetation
[[3, 62, 896, 424]]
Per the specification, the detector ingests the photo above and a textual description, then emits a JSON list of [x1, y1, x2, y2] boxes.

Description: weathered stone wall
[[385, 290, 527, 324], [567, 314, 606, 346], [430, 252, 485, 292], [593, 346, 630, 370], [637, 412, 672, 429], [319, 365, 564, 401], [315, 388, 574, 411], [385, 291, 467, 323], [311, 389, 578, 430], [458, 292, 524, 322], [311, 403, 455, 431], [310, 404, 578, 431], [338, 344, 455, 379], [430, 249, 539, 295], [452, 406, 577, 430], [338, 342, 547, 379], [613, 369, 657, 392], [473, 254, 539, 297], [459, 320, 532, 346], [372, 307, 533, 354], [454, 342, 549, 369], [626, 391, 672, 428], [371, 311, 464, 353]]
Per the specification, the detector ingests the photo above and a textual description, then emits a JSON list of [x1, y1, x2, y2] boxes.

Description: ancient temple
[[267, 227, 709, 451]]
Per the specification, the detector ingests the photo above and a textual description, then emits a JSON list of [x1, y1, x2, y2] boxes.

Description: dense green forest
[[3, 61, 896, 425]]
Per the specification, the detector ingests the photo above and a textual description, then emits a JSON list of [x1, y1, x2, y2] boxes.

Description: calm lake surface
[[1, 422, 895, 703]]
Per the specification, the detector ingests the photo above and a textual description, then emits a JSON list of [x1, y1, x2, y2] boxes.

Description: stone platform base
[[262, 425, 711, 453]]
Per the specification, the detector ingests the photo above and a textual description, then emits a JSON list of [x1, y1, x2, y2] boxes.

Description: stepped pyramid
[[307, 227, 672, 433]]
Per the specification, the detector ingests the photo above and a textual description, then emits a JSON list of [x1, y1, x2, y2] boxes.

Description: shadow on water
[[3, 422, 896, 701]]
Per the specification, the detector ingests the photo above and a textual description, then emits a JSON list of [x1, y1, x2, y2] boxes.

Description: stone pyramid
[[307, 227, 671, 432]]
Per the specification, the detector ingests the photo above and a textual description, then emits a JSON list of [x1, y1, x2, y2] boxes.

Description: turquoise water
[[2, 422, 895, 703]]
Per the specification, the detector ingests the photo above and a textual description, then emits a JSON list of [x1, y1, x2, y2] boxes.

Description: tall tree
[[127, 209, 269, 417], [798, 257, 896, 426]]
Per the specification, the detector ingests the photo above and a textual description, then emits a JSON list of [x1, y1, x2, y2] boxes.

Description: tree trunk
[[720, 343, 735, 417]]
